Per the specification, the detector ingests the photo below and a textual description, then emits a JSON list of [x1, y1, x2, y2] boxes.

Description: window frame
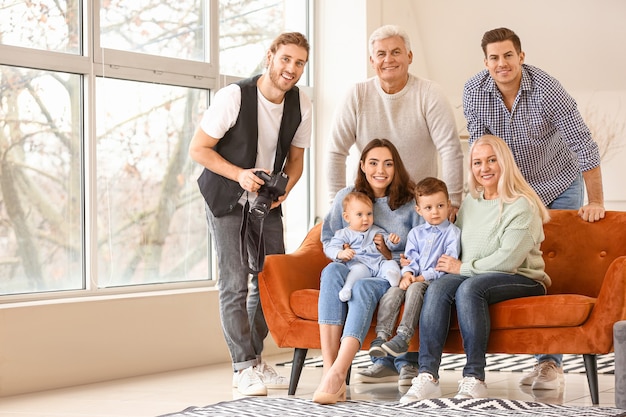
[[0, 0, 314, 304], [92, 0, 219, 89]]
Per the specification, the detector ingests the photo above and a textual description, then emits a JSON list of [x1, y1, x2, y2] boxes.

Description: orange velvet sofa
[[259, 210, 626, 404]]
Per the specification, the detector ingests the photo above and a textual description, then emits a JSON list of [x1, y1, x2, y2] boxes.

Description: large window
[[0, 0, 312, 297], [0, 66, 83, 294], [219, 0, 310, 81]]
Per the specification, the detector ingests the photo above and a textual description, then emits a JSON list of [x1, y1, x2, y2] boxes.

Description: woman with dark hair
[[313, 139, 422, 404]]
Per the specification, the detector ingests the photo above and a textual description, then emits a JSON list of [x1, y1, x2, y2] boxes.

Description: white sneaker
[[454, 376, 488, 399], [399, 373, 441, 404], [233, 367, 267, 396], [519, 364, 540, 385], [255, 362, 289, 389], [532, 361, 563, 390], [520, 361, 564, 387]]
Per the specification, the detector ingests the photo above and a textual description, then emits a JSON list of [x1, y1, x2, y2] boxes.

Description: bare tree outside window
[[0, 67, 83, 294], [0, 0, 310, 295], [0, 0, 80, 53]]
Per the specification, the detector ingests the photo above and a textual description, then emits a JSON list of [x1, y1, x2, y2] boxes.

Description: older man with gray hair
[[325, 24, 464, 387]]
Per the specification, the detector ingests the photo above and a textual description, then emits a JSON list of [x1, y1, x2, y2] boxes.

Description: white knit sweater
[[326, 74, 464, 206]]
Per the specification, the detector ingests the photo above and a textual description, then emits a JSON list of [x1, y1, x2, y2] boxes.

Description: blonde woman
[[400, 135, 551, 403]]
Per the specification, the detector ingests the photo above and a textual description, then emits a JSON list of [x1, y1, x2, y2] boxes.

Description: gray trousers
[[205, 202, 284, 371], [375, 281, 430, 339]]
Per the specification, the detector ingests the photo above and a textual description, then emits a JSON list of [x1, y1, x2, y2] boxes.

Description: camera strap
[[240, 201, 266, 274]]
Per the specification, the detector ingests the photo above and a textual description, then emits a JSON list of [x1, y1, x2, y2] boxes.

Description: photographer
[[188, 32, 312, 397]]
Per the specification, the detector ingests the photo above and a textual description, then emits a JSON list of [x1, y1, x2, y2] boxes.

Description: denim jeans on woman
[[418, 272, 546, 381], [205, 202, 284, 372], [318, 262, 390, 344]]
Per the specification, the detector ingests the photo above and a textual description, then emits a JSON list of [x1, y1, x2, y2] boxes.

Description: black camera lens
[[248, 171, 288, 220], [250, 195, 272, 219]]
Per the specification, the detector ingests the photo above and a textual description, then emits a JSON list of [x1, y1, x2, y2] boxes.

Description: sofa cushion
[[487, 294, 596, 329], [291, 289, 320, 321], [291, 289, 596, 329]]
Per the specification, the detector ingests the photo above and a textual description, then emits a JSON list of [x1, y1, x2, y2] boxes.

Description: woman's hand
[[436, 254, 461, 274], [449, 206, 459, 223], [374, 234, 392, 260], [337, 248, 355, 261]]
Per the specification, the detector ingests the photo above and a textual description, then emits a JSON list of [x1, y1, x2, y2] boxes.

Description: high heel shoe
[[312, 381, 347, 405]]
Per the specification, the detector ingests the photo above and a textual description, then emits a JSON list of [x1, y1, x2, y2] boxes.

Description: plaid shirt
[[463, 64, 600, 205]]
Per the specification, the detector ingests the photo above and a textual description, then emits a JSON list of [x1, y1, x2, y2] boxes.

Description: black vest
[[197, 75, 302, 217]]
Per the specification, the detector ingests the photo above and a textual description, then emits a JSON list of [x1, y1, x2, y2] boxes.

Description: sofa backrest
[[541, 210, 626, 297]]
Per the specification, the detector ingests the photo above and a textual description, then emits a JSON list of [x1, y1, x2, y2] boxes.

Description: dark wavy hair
[[354, 139, 415, 210], [481, 27, 522, 57]]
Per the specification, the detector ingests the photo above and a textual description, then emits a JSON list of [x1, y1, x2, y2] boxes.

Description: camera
[[249, 171, 289, 219]]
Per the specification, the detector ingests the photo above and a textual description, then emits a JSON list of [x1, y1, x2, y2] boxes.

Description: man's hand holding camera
[[242, 170, 289, 220], [238, 168, 268, 193]]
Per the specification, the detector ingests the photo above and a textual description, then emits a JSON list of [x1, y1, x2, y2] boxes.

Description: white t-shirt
[[200, 81, 312, 205]]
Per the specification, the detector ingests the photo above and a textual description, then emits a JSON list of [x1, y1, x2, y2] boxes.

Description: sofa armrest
[[584, 255, 626, 351], [259, 223, 330, 345]]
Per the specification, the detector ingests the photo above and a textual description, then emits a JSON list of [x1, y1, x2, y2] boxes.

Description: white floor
[[0, 350, 617, 417]]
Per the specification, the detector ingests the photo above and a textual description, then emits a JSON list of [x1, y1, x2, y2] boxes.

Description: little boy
[[323, 191, 402, 301], [370, 177, 461, 357]]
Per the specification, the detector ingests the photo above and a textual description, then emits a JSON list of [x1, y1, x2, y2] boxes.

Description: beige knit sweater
[[326, 74, 464, 206]]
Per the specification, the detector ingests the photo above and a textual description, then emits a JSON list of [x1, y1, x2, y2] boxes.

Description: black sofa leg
[[583, 353, 599, 405], [288, 348, 308, 395]]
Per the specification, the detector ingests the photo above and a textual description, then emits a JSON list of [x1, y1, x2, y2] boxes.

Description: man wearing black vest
[[189, 32, 311, 397]]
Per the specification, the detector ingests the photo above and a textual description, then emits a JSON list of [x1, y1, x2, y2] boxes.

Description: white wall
[[0, 289, 284, 397], [314, 0, 626, 215], [313, 0, 370, 214]]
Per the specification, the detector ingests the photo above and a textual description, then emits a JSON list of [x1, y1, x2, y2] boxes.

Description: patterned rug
[[277, 352, 616, 374], [159, 397, 626, 417]]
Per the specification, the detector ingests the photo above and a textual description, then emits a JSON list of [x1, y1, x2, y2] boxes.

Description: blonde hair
[[342, 191, 373, 212], [468, 135, 550, 224]]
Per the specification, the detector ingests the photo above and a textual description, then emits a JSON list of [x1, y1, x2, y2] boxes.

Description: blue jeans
[[318, 262, 390, 344], [536, 173, 584, 367], [205, 203, 284, 371], [372, 350, 421, 373], [418, 273, 546, 381], [548, 173, 584, 210]]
